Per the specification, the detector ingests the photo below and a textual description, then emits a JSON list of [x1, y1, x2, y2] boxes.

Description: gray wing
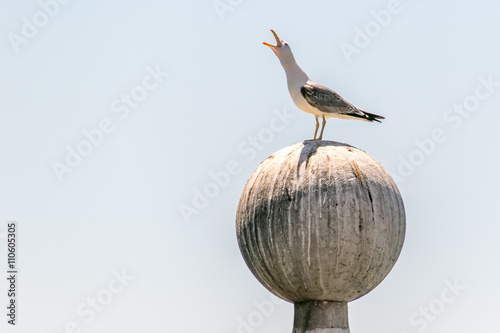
[[300, 83, 384, 122]]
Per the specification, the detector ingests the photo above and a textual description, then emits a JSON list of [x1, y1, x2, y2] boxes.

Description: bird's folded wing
[[300, 84, 366, 118]]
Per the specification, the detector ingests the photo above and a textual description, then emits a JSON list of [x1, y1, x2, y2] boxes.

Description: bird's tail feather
[[362, 110, 385, 123]]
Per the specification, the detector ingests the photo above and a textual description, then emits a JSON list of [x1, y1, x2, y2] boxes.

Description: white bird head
[[263, 30, 295, 64]]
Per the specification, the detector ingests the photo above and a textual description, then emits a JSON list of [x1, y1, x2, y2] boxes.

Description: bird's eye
[[284, 42, 288, 46]]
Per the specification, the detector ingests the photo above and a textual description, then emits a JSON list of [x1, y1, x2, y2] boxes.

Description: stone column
[[236, 141, 405, 332]]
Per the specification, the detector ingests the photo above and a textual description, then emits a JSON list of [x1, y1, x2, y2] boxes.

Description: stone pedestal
[[236, 141, 406, 332], [294, 301, 349, 333]]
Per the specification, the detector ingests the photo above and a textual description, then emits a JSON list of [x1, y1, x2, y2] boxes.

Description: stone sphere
[[236, 141, 405, 302]]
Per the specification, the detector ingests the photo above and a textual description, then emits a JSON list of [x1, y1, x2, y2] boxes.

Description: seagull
[[263, 30, 384, 140]]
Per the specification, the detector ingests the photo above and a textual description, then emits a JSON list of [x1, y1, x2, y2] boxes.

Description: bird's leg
[[313, 117, 319, 140], [318, 115, 326, 140]]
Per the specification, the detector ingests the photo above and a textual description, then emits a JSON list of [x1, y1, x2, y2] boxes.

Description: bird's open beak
[[263, 30, 282, 48]]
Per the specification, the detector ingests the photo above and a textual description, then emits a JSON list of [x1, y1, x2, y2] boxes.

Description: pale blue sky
[[1, 0, 500, 332]]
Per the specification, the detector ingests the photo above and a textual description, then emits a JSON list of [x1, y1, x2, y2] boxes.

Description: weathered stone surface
[[236, 140, 405, 305], [293, 301, 349, 333]]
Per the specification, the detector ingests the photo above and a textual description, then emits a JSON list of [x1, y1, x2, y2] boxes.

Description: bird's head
[[263, 30, 294, 63]]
